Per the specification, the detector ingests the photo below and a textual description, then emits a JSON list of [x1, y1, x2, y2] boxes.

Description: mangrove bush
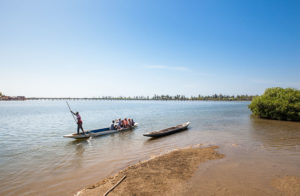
[[248, 87, 300, 121]]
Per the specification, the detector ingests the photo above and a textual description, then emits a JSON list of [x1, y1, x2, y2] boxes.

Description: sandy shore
[[76, 144, 300, 196], [271, 176, 300, 196], [77, 145, 224, 196]]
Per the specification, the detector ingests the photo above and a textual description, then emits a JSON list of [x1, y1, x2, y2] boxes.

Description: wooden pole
[[66, 101, 77, 124], [103, 175, 126, 196]]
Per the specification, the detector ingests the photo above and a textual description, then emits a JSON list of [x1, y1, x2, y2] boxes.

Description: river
[[0, 100, 299, 195]]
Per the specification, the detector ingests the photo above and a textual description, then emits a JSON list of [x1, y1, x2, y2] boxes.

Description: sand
[[77, 145, 224, 196], [271, 176, 300, 196], [76, 144, 300, 196]]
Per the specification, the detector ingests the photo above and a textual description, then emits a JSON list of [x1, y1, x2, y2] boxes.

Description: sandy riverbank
[[77, 145, 224, 196], [271, 176, 300, 196], [76, 144, 300, 196]]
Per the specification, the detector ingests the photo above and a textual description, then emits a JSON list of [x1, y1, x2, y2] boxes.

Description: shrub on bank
[[248, 87, 300, 121]]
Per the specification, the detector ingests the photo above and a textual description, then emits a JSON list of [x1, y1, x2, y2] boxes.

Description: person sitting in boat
[[128, 118, 132, 128], [124, 118, 129, 128], [131, 118, 135, 126], [110, 120, 116, 130], [113, 120, 118, 129], [71, 111, 86, 135], [121, 119, 125, 128], [118, 118, 122, 129]]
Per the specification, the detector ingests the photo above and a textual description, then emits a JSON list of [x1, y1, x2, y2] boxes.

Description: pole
[[103, 175, 126, 196], [66, 101, 77, 124]]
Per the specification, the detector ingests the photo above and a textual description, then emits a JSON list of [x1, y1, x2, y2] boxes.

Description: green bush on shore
[[248, 87, 300, 121]]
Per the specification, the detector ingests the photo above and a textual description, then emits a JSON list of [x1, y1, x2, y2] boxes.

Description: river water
[[0, 100, 299, 195]]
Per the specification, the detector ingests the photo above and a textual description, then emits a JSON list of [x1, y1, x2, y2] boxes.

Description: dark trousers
[[77, 123, 85, 134]]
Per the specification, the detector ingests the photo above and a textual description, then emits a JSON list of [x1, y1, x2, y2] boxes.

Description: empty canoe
[[143, 122, 190, 138]]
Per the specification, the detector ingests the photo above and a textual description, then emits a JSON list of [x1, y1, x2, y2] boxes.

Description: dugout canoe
[[63, 123, 138, 139], [143, 122, 190, 138]]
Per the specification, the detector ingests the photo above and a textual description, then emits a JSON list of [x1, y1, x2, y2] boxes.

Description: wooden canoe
[[63, 123, 138, 139], [143, 122, 190, 138]]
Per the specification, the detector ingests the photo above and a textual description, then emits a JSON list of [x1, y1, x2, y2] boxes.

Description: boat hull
[[143, 122, 190, 138], [64, 123, 138, 139]]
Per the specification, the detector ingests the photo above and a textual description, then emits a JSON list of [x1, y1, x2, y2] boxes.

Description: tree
[[248, 87, 300, 121]]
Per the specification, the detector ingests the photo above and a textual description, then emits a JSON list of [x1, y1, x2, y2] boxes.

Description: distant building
[[0, 96, 10, 100], [0, 95, 26, 101]]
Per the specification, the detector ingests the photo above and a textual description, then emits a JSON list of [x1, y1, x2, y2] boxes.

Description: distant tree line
[[249, 87, 300, 121], [84, 94, 255, 101], [1, 90, 255, 101]]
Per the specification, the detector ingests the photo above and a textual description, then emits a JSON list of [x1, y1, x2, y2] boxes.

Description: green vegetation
[[93, 94, 255, 101], [29, 94, 255, 101], [152, 94, 255, 101], [248, 87, 300, 121]]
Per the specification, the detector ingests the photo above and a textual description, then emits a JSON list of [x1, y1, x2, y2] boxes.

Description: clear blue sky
[[1, 0, 299, 97]]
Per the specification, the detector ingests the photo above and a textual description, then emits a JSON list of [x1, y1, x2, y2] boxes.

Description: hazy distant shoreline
[[4, 96, 254, 101], [0, 92, 256, 101]]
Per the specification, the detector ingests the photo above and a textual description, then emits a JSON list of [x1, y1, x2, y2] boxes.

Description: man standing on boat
[[71, 111, 86, 135]]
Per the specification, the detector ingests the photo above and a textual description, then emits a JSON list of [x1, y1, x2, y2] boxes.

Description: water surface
[[0, 100, 299, 195]]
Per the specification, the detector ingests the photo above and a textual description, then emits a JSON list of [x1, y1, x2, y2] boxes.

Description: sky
[[0, 0, 299, 97]]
